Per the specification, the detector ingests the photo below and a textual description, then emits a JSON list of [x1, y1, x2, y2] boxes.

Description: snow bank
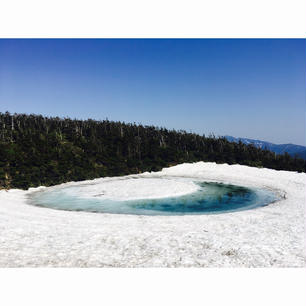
[[48, 177, 199, 201], [0, 162, 305, 267]]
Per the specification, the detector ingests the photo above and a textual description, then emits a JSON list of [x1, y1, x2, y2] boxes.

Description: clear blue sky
[[0, 39, 305, 145]]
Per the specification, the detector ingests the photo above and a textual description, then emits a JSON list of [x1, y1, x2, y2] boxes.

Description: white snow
[[0, 162, 305, 267], [53, 177, 199, 201]]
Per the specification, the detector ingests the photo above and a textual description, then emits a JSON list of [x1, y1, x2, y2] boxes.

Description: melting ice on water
[[28, 177, 279, 215]]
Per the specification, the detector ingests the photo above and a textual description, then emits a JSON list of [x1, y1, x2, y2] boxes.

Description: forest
[[0, 111, 305, 190]]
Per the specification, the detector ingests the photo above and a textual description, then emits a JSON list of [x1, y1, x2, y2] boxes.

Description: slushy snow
[[0, 162, 305, 267]]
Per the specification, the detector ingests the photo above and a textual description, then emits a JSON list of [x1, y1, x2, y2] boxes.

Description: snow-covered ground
[[0, 162, 305, 267], [41, 176, 200, 201]]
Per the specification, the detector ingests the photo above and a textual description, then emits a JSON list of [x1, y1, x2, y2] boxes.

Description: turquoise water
[[28, 180, 279, 215]]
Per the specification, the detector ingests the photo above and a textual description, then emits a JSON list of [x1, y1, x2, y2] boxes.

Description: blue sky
[[0, 39, 305, 145]]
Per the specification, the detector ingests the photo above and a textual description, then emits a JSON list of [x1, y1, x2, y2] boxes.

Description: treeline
[[0, 111, 305, 190]]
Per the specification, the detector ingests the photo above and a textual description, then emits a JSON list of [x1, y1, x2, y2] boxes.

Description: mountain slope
[[1, 112, 305, 190], [225, 136, 306, 159]]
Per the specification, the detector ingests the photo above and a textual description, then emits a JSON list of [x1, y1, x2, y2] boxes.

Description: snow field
[[0, 162, 305, 267]]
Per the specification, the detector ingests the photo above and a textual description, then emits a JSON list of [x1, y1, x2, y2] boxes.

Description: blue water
[[28, 180, 279, 216]]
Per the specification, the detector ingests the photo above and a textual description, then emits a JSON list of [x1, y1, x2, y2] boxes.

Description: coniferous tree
[[0, 111, 305, 190]]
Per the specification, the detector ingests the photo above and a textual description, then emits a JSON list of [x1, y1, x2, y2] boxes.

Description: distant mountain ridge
[[225, 136, 306, 160]]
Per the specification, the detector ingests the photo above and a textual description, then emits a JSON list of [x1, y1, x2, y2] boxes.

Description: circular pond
[[28, 177, 279, 215]]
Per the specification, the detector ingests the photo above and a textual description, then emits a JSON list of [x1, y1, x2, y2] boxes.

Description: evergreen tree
[[0, 111, 305, 190]]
